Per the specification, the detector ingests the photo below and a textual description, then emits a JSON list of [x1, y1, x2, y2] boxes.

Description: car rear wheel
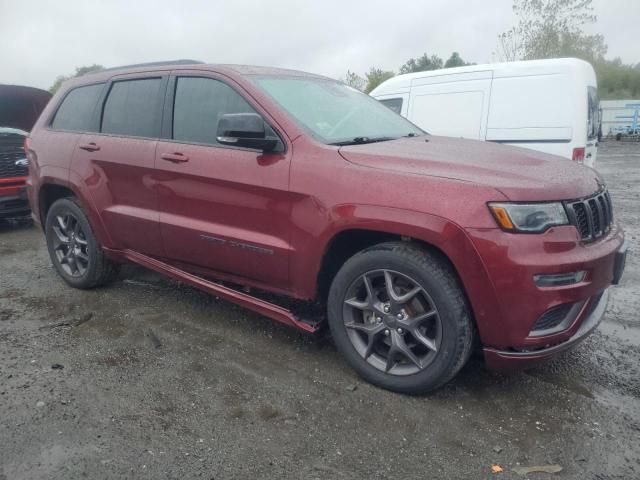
[[328, 242, 474, 394], [45, 197, 119, 289]]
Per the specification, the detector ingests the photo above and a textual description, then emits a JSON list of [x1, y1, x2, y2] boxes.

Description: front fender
[[289, 203, 502, 346]]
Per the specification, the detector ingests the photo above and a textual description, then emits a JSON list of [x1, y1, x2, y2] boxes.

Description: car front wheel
[[328, 242, 474, 394]]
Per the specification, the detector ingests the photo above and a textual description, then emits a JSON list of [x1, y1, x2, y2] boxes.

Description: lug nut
[[383, 305, 390, 313], [384, 329, 390, 336], [376, 316, 382, 323], [396, 313, 403, 319], [397, 328, 404, 334]]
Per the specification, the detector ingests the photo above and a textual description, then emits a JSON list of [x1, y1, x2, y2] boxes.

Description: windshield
[[252, 76, 423, 144]]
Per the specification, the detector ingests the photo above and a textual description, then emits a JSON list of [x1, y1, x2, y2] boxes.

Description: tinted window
[[379, 98, 403, 114], [102, 78, 162, 138], [173, 77, 257, 145], [51, 83, 104, 131]]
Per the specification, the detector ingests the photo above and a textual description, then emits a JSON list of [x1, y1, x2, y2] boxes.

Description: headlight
[[488, 202, 568, 233]]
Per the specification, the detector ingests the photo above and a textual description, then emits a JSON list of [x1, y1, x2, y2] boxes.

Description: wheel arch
[[296, 206, 500, 345], [316, 228, 465, 304], [37, 175, 113, 248]]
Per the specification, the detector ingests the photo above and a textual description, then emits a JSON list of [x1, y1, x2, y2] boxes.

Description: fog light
[[534, 271, 586, 287]]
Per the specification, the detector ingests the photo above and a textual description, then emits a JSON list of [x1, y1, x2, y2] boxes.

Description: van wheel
[[328, 242, 474, 394], [45, 198, 119, 289]]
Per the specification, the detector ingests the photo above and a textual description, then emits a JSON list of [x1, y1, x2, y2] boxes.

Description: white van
[[370, 58, 600, 168]]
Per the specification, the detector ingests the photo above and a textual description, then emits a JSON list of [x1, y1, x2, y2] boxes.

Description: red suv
[[26, 62, 627, 393]]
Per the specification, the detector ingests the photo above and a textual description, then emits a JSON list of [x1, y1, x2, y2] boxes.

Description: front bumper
[[484, 288, 608, 370], [464, 221, 625, 368]]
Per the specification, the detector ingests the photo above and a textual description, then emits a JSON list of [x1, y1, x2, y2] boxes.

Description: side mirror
[[216, 113, 278, 152]]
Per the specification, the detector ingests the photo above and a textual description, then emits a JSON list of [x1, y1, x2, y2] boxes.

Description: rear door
[[72, 74, 167, 256], [154, 72, 292, 288]]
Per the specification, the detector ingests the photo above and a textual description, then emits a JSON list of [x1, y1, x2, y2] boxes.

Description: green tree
[[343, 70, 366, 91], [496, 0, 640, 99], [364, 68, 395, 93], [399, 53, 443, 74], [595, 59, 640, 99], [444, 52, 471, 68], [49, 64, 105, 94], [497, 0, 607, 62]]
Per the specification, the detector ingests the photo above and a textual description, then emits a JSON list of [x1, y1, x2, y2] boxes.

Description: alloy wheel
[[342, 269, 442, 376], [50, 213, 90, 277]]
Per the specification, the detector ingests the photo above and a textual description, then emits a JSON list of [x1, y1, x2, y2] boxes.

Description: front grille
[[532, 304, 573, 332], [0, 133, 28, 179], [565, 190, 613, 242]]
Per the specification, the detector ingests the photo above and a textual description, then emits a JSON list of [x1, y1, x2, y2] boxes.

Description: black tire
[[45, 197, 119, 289], [328, 242, 474, 394]]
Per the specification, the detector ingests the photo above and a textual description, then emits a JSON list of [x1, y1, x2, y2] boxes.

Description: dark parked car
[[0, 85, 51, 219], [26, 62, 627, 393]]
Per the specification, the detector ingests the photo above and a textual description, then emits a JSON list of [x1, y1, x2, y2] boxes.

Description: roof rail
[[100, 59, 204, 72]]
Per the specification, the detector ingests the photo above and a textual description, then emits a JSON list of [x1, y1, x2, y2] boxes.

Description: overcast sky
[[1, 0, 638, 90]]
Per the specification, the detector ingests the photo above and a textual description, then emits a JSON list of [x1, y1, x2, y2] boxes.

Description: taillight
[[572, 147, 585, 163]]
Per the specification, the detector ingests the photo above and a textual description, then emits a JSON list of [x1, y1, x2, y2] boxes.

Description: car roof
[[62, 61, 332, 90]]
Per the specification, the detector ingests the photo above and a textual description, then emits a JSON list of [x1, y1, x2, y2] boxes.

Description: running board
[[109, 249, 319, 333]]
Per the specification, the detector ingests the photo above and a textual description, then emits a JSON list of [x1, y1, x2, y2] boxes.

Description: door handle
[[160, 152, 189, 163], [79, 142, 100, 152]]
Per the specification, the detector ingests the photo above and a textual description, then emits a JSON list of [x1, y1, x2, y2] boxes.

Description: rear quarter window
[[50, 83, 104, 131], [101, 78, 163, 138]]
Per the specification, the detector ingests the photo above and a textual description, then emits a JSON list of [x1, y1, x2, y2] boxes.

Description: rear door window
[[172, 76, 260, 145], [50, 83, 104, 131], [101, 78, 163, 138]]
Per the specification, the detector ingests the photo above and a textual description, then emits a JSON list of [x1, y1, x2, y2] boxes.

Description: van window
[[102, 78, 163, 138], [50, 83, 104, 131], [587, 86, 600, 140], [379, 98, 403, 114], [172, 77, 257, 145]]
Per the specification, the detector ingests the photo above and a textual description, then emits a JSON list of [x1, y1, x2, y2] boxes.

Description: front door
[[155, 74, 292, 288]]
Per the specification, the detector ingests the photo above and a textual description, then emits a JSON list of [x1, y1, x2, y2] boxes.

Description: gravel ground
[[0, 141, 639, 480]]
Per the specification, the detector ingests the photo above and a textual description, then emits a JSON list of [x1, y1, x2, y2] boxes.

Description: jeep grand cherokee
[[26, 62, 627, 393]]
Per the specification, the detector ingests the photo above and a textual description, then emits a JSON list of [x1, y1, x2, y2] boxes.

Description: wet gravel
[[0, 141, 639, 479]]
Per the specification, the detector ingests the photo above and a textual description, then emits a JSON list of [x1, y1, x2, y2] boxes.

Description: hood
[[0, 85, 52, 132], [338, 135, 602, 201]]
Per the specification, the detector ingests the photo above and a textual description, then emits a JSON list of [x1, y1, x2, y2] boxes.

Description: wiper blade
[[329, 136, 396, 146]]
